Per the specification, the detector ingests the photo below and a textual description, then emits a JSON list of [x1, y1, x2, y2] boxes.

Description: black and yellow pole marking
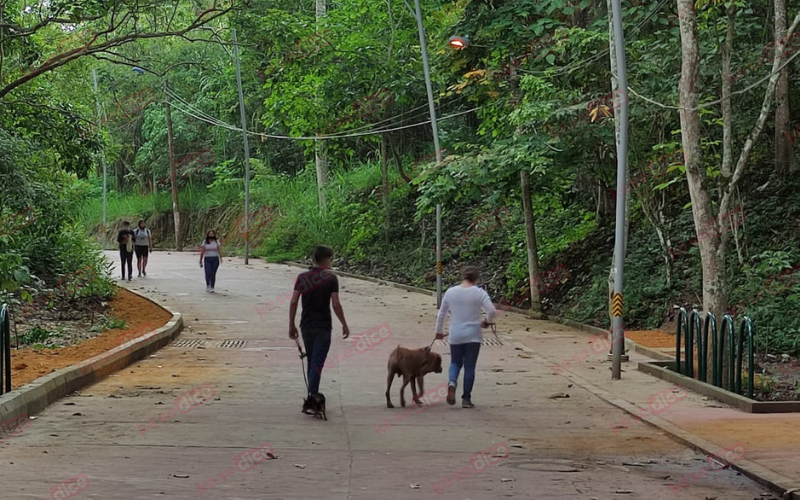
[[436, 261, 442, 274], [612, 292, 623, 317]]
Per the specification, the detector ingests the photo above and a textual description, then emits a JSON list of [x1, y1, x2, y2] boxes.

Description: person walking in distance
[[434, 266, 496, 408], [288, 245, 350, 414], [199, 230, 222, 293], [117, 221, 135, 282], [134, 220, 153, 277]]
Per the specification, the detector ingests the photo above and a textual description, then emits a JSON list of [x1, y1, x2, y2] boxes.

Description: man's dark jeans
[[302, 328, 331, 395], [119, 247, 133, 278]]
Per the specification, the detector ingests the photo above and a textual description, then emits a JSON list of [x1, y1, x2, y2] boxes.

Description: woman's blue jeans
[[449, 342, 481, 400], [204, 256, 219, 287]]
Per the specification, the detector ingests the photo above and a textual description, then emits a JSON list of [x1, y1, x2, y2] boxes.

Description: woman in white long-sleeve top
[[434, 266, 497, 408]]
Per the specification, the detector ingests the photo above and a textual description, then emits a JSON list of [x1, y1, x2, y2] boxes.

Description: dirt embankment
[[9, 288, 171, 388]]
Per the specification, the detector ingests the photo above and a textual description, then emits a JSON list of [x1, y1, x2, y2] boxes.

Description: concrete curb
[[0, 287, 182, 423], [511, 340, 800, 499], [282, 260, 671, 360], [283, 261, 437, 297], [277, 262, 798, 498]]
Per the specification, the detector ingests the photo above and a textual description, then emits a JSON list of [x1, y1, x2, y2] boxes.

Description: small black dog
[[303, 393, 327, 420]]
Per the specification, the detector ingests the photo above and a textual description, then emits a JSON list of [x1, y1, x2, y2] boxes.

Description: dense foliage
[[3, 0, 800, 358]]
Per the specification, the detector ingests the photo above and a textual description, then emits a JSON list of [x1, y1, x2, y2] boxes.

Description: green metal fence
[[675, 307, 754, 399], [0, 304, 10, 395]]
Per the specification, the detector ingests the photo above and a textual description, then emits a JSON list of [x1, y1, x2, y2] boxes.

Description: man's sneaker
[[447, 383, 456, 405], [206, 286, 211, 292], [302, 398, 312, 414], [462, 398, 475, 408]]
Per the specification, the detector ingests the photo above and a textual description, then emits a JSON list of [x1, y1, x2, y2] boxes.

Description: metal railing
[[675, 307, 754, 399], [1, 304, 11, 394]]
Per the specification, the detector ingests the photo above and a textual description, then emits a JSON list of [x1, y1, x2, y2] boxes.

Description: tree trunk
[[164, 81, 182, 251], [774, 0, 797, 173], [509, 56, 542, 315], [381, 135, 390, 244], [678, 0, 724, 318], [314, 0, 328, 210], [520, 170, 542, 314]]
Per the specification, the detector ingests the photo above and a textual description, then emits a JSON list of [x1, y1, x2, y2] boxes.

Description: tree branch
[[720, 11, 800, 217], [0, 6, 235, 100]]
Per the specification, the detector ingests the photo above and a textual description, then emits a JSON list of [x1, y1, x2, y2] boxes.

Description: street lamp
[[91, 69, 107, 249], [609, 0, 630, 379], [411, 0, 444, 308], [449, 35, 470, 49]]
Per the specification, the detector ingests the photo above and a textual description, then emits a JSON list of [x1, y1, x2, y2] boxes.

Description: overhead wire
[[516, 0, 673, 79], [163, 86, 481, 139]]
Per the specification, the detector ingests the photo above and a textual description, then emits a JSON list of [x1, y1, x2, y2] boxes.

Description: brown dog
[[385, 345, 443, 408]]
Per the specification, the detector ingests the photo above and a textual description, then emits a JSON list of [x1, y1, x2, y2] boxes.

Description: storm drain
[[172, 339, 208, 348], [441, 337, 503, 347], [218, 340, 248, 349]]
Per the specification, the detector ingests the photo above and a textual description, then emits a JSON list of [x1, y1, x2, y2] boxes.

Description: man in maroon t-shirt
[[289, 245, 350, 413]]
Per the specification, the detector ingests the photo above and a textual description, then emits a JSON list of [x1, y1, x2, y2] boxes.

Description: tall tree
[[774, 0, 797, 174]]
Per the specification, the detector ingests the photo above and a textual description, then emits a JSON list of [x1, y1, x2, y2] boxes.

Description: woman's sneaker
[[447, 383, 456, 405], [462, 398, 475, 408]]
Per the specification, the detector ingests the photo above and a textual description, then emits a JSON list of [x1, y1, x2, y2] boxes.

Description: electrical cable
[[164, 87, 481, 139], [515, 0, 672, 79], [164, 86, 468, 138]]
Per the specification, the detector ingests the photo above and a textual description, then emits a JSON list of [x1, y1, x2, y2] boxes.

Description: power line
[[163, 87, 480, 139]]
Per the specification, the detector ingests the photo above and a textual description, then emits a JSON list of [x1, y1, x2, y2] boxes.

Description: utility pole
[[411, 0, 443, 307], [232, 29, 252, 264], [164, 81, 182, 251], [609, 0, 630, 380], [92, 69, 108, 249], [314, 0, 328, 211]]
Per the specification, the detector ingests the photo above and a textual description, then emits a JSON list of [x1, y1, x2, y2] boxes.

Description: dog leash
[[294, 337, 310, 393]]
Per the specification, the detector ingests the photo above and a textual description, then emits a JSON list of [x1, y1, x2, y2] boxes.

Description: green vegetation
[[3, 0, 800, 361]]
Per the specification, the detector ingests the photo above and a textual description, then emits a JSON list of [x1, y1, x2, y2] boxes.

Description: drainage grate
[[218, 340, 248, 349], [441, 337, 503, 347], [173, 339, 207, 348]]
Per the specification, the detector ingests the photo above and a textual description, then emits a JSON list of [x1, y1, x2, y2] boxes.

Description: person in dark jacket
[[117, 221, 135, 281]]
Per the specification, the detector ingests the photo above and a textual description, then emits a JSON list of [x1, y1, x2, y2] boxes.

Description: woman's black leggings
[[119, 248, 133, 278]]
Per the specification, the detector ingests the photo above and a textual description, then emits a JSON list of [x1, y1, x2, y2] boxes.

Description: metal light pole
[[92, 69, 108, 249], [232, 29, 252, 265], [411, 0, 443, 307], [610, 0, 630, 380]]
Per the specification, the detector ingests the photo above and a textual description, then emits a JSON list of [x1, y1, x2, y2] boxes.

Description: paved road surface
[[0, 251, 776, 499]]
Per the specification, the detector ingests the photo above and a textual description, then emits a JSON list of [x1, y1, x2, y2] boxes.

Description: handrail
[[736, 317, 755, 399], [675, 307, 689, 375], [673, 310, 755, 400], [690, 309, 706, 382], [0, 304, 10, 394], [705, 312, 719, 386]]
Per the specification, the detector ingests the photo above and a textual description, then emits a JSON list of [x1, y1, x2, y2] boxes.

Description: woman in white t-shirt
[[434, 266, 496, 408], [199, 230, 222, 293], [134, 220, 153, 277]]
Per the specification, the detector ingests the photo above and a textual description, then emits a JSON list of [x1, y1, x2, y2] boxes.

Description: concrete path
[[0, 251, 780, 499]]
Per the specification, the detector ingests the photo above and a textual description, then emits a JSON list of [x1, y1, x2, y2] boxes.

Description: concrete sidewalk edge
[[285, 263, 799, 498], [282, 260, 672, 361], [510, 340, 800, 499], [0, 287, 182, 423]]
